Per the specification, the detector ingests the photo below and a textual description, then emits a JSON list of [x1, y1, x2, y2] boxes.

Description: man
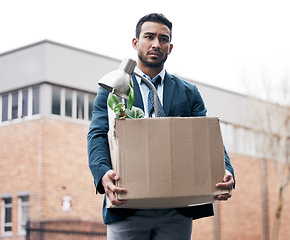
[[88, 13, 235, 240]]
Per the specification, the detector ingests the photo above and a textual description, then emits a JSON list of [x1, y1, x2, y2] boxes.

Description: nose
[[152, 38, 161, 49]]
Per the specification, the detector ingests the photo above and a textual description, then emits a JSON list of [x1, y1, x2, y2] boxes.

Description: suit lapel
[[131, 72, 175, 116], [131, 75, 145, 111], [163, 72, 175, 116]]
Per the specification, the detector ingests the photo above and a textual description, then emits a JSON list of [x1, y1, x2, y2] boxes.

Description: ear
[[132, 38, 138, 50], [168, 44, 173, 55]]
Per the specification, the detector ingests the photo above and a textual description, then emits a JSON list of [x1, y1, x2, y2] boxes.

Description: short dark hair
[[135, 13, 172, 40]]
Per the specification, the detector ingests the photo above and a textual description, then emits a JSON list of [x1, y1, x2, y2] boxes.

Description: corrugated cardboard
[[107, 117, 228, 208]]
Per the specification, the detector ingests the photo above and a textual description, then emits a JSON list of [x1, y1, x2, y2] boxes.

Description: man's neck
[[137, 62, 163, 80]]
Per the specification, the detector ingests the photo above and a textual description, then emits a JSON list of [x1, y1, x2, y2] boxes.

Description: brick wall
[[0, 118, 104, 240], [1, 118, 289, 240], [192, 154, 290, 240]]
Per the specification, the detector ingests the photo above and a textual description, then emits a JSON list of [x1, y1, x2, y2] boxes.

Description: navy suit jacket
[[87, 72, 235, 224]]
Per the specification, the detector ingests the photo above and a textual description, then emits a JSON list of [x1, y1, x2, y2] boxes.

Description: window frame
[[17, 194, 30, 235], [0, 86, 40, 123], [1, 196, 13, 236], [51, 85, 95, 121]]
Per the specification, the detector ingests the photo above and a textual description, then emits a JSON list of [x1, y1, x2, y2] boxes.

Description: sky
[[1, 0, 290, 105]]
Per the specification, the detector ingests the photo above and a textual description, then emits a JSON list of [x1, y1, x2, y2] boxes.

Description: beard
[[138, 50, 168, 68]]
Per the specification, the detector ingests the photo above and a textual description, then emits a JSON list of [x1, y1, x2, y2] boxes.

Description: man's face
[[132, 21, 173, 69]]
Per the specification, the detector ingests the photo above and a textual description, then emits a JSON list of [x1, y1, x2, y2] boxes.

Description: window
[[32, 86, 39, 115], [1, 197, 12, 235], [0, 86, 40, 123], [50, 85, 96, 121], [65, 89, 73, 117], [12, 91, 18, 119], [22, 89, 29, 117], [1, 94, 8, 121], [18, 195, 29, 234], [77, 92, 84, 119], [52, 86, 61, 115]]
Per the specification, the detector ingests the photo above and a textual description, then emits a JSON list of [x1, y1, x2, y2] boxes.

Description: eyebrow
[[143, 32, 170, 39]]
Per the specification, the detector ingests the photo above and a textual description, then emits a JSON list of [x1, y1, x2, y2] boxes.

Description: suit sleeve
[[87, 87, 112, 194], [188, 84, 207, 117]]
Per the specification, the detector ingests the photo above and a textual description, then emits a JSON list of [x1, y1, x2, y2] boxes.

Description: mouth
[[147, 50, 162, 58]]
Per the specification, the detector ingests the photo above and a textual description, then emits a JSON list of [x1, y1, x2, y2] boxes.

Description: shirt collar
[[134, 67, 165, 85]]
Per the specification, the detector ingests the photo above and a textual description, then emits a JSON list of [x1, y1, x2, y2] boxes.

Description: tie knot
[[151, 75, 161, 86], [142, 75, 161, 89]]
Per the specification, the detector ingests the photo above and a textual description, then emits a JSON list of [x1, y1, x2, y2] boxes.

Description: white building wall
[[1, 40, 289, 160], [0, 43, 46, 92], [0, 40, 121, 94], [44, 42, 121, 93]]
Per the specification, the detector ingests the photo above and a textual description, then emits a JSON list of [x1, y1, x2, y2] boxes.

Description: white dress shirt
[[134, 67, 165, 118]]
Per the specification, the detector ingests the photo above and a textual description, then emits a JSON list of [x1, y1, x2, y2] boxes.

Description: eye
[[161, 37, 169, 42]]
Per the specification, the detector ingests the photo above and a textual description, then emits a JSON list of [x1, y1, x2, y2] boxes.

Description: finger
[[223, 170, 233, 182], [216, 171, 233, 188], [215, 190, 232, 201], [106, 190, 127, 206], [107, 184, 127, 194], [215, 193, 232, 201], [107, 170, 119, 181], [111, 199, 127, 206], [216, 179, 234, 189], [223, 174, 231, 182], [102, 171, 120, 190]]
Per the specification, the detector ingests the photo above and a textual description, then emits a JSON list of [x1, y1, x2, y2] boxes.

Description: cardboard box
[[107, 117, 228, 208]]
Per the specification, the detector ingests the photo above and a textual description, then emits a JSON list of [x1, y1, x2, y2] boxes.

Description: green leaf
[[107, 92, 120, 111], [108, 92, 126, 118], [127, 85, 134, 110], [125, 106, 145, 119], [107, 80, 144, 119]]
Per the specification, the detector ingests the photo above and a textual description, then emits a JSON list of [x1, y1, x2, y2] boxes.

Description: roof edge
[[0, 39, 121, 64]]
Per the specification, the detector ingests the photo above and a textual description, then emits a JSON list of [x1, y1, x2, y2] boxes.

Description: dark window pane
[[65, 89, 72, 117], [33, 86, 39, 115], [12, 91, 18, 119], [89, 94, 95, 120], [22, 195, 29, 202], [2, 94, 8, 121], [52, 86, 61, 115], [5, 198, 12, 204], [22, 89, 29, 117], [4, 198, 12, 232], [77, 92, 84, 119], [5, 207, 12, 222]]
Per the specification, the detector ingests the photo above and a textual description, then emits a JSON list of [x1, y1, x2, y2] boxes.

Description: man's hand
[[215, 170, 234, 201], [102, 170, 127, 206]]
